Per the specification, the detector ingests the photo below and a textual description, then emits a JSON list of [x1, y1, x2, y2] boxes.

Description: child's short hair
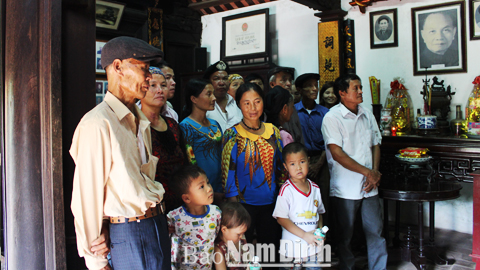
[[282, 142, 308, 160], [170, 164, 207, 198], [220, 202, 251, 229]]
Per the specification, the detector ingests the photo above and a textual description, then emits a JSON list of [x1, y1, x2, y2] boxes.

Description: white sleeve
[[321, 114, 343, 147], [272, 187, 291, 219], [369, 112, 382, 146]]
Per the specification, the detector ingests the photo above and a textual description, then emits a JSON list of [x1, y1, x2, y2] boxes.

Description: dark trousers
[[242, 203, 281, 263], [331, 196, 387, 270], [109, 214, 171, 270]]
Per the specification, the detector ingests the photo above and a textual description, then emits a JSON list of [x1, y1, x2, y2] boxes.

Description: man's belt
[[110, 202, 165, 224]]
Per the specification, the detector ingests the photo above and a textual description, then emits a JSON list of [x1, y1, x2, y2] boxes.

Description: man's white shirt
[[321, 103, 382, 200]]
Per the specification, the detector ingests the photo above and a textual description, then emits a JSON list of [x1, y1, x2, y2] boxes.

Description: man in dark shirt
[[375, 16, 392, 41], [420, 12, 459, 68]]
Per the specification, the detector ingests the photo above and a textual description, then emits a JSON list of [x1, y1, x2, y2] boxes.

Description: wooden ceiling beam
[[189, 0, 239, 11], [349, 0, 388, 13]]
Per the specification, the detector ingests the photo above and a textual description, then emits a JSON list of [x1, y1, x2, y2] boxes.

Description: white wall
[[201, 0, 476, 234], [201, 0, 320, 75], [343, 0, 476, 234]]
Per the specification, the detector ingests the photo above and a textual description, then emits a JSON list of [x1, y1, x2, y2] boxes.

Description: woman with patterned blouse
[[141, 67, 188, 213], [221, 82, 286, 247], [180, 78, 224, 204]]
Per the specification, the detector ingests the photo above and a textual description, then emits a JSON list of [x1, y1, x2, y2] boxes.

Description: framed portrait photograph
[[411, 1, 466, 75], [221, 8, 270, 62], [95, 41, 106, 74], [370, 9, 398, 49], [470, 0, 480, 40], [95, 0, 125, 30], [104, 81, 109, 94], [95, 81, 103, 94]]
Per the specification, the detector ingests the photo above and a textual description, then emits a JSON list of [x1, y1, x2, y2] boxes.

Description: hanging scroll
[[148, 8, 163, 50], [318, 21, 341, 89], [343, 19, 356, 74]]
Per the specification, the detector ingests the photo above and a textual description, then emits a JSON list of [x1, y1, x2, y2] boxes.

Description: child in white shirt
[[273, 142, 326, 270]]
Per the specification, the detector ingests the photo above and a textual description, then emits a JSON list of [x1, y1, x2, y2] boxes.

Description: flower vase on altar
[[384, 78, 414, 136], [466, 76, 480, 138]]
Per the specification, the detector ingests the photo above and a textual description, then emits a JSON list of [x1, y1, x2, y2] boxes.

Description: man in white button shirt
[[321, 74, 387, 270], [204, 60, 242, 132]]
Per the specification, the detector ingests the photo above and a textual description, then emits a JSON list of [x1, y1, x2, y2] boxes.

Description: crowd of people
[[71, 36, 387, 270]]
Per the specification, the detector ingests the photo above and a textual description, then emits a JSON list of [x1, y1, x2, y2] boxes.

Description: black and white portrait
[[412, 2, 466, 75], [477, 4, 480, 27], [375, 15, 393, 41], [370, 9, 398, 49], [419, 10, 459, 68], [471, 0, 480, 40]]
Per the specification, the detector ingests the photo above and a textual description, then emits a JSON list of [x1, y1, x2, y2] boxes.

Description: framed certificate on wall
[[221, 9, 270, 62]]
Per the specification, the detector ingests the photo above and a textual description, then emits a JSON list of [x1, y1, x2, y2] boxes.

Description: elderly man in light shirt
[[70, 36, 169, 270], [321, 74, 387, 270]]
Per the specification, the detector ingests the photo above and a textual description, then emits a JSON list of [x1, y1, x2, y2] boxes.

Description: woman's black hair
[[235, 82, 265, 108], [264, 86, 293, 127], [181, 78, 212, 121], [319, 81, 338, 106]]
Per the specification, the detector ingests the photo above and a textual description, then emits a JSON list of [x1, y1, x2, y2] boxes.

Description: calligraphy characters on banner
[[148, 8, 163, 50], [318, 21, 341, 88], [343, 19, 356, 74]]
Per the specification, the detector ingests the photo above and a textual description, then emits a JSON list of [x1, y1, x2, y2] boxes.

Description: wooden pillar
[[4, 0, 65, 268]]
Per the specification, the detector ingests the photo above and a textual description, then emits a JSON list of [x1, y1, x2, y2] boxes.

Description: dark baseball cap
[[101, 36, 164, 69], [295, 73, 320, 89], [267, 66, 295, 80], [203, 61, 230, 80]]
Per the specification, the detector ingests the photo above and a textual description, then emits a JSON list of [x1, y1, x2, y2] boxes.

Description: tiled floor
[[332, 226, 476, 270]]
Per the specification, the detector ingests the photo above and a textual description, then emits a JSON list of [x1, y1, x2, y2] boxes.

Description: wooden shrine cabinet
[[380, 135, 480, 268]]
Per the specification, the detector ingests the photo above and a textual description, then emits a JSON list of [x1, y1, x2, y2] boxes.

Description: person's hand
[[302, 231, 323, 246], [363, 169, 381, 193], [91, 222, 110, 258], [309, 161, 323, 180], [168, 224, 175, 234]]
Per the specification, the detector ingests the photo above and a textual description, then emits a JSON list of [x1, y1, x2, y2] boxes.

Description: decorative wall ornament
[[349, 0, 388, 13]]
